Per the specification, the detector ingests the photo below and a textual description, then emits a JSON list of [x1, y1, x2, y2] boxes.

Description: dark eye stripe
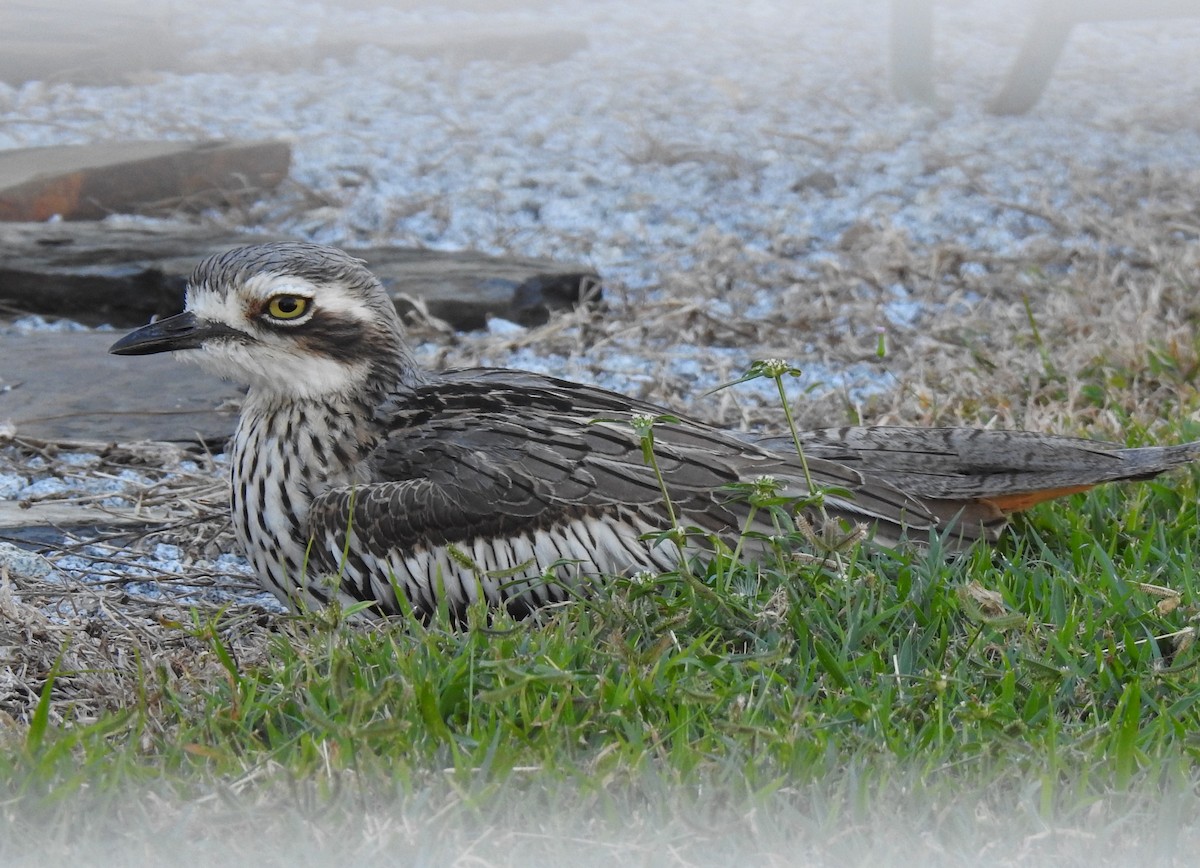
[[295, 315, 369, 362]]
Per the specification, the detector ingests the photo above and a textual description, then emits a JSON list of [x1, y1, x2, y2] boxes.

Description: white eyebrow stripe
[[242, 272, 318, 301], [186, 272, 373, 326], [242, 273, 371, 319]]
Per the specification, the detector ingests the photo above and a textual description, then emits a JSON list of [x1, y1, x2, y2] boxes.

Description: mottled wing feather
[[780, 427, 1200, 501], [306, 372, 955, 601]]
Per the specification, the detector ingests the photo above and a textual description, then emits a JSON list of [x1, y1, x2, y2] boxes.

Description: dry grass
[[0, 436, 274, 729]]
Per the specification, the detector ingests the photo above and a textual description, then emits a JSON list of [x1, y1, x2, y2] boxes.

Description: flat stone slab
[[0, 330, 241, 444], [1, 2, 587, 84], [0, 220, 601, 331]]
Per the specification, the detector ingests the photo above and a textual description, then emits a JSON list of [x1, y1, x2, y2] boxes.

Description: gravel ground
[[2, 0, 1200, 607], [4, 0, 1198, 402]]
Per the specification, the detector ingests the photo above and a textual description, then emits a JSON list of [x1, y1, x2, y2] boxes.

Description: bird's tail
[[758, 427, 1200, 547]]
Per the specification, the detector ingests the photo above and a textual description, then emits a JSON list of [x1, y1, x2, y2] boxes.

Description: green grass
[[3, 389, 1200, 864], [4, 474, 1200, 864]]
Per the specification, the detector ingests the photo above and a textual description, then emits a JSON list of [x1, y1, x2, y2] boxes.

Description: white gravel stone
[[0, 542, 53, 580]]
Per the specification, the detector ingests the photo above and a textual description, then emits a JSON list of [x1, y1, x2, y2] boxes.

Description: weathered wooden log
[[0, 501, 173, 532], [0, 141, 292, 222], [0, 220, 602, 330]]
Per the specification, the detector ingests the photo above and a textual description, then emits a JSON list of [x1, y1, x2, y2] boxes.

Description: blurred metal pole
[[989, 0, 1200, 115], [987, 1, 1077, 115], [890, 0, 936, 104]]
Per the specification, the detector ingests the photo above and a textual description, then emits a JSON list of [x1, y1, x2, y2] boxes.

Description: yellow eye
[[266, 295, 310, 321]]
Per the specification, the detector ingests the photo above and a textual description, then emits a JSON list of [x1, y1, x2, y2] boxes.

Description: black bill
[[109, 311, 239, 356]]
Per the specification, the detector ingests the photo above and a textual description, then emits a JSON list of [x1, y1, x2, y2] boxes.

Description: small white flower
[[630, 413, 656, 437], [632, 570, 655, 586], [761, 358, 789, 377]]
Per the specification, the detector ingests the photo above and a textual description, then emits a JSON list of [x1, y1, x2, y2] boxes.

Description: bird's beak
[[109, 311, 239, 356]]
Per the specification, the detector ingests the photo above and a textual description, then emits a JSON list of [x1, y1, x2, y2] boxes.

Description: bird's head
[[110, 242, 419, 401]]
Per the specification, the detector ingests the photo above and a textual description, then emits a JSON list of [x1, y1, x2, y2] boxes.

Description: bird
[[109, 242, 1200, 619]]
